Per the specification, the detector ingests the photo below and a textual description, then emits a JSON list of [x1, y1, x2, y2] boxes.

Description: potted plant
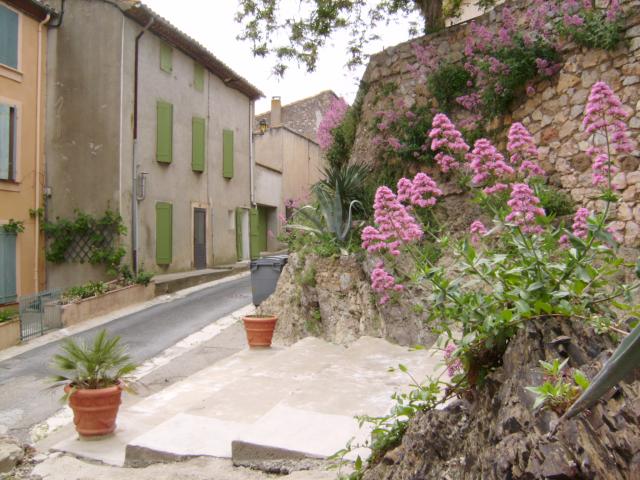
[[242, 314, 278, 348], [51, 329, 137, 437]]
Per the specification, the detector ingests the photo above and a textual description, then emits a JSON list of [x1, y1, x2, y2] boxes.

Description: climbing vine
[[43, 209, 127, 275], [1, 219, 25, 234]]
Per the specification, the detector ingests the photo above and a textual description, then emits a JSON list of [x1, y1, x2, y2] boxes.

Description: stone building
[[0, 0, 55, 304], [44, 0, 262, 288]]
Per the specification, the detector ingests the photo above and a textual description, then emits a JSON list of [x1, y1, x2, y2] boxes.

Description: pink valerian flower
[[409, 42, 438, 81], [583, 82, 636, 188], [467, 138, 515, 186], [317, 97, 349, 150], [559, 234, 570, 248], [388, 137, 403, 151], [470, 220, 488, 245], [505, 183, 546, 234], [444, 344, 463, 377], [483, 183, 509, 195], [607, 223, 624, 243], [428, 114, 470, 173], [526, 84, 536, 96], [607, 0, 621, 21], [535, 58, 561, 77], [507, 122, 546, 178], [370, 261, 404, 305], [572, 208, 590, 239], [397, 173, 443, 208], [361, 186, 424, 256], [455, 93, 482, 112]]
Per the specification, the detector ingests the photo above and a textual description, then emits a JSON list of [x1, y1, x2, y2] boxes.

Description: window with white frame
[[0, 103, 17, 181], [0, 4, 19, 70]]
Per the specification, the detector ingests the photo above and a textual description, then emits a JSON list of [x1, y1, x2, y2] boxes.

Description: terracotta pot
[[242, 315, 277, 348], [64, 382, 123, 436]]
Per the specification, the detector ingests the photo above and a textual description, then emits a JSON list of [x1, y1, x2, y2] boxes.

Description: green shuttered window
[[235, 208, 243, 261], [159, 42, 172, 73], [0, 230, 17, 304], [194, 63, 204, 92], [0, 5, 19, 69], [192, 117, 206, 172], [222, 129, 234, 179], [156, 202, 173, 265], [156, 101, 173, 164]]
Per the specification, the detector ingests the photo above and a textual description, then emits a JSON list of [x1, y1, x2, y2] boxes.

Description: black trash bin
[[250, 254, 289, 306]]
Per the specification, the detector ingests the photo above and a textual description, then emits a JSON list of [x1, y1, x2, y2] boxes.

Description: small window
[[194, 63, 204, 92], [0, 104, 17, 181], [0, 5, 19, 69], [159, 42, 172, 73]]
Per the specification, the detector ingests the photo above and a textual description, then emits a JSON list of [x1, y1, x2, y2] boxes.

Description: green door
[[249, 207, 260, 260], [235, 208, 243, 261], [258, 207, 268, 252]]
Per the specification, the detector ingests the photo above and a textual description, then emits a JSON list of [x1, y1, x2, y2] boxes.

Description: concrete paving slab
[[232, 404, 371, 463], [126, 413, 251, 466]]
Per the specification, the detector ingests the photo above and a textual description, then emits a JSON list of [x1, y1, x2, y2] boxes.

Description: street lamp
[[258, 119, 268, 134]]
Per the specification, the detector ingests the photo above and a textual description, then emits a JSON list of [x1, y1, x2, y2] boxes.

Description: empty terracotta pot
[[64, 383, 123, 436], [242, 315, 278, 348]]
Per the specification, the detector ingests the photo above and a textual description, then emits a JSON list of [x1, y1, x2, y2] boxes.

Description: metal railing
[[18, 289, 62, 341]]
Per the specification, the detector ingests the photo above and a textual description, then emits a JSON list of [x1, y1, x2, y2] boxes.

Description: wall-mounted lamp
[[136, 172, 149, 201], [258, 119, 268, 134]]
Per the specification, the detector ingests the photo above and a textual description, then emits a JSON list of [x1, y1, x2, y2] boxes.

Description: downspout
[[132, 16, 154, 274], [249, 100, 255, 206], [34, 13, 51, 292]]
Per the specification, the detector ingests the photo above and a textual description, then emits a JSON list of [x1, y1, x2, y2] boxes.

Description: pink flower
[[559, 234, 570, 248], [429, 114, 470, 173], [444, 344, 463, 377], [470, 220, 487, 245], [456, 93, 482, 111], [572, 208, 590, 239], [397, 173, 443, 208], [507, 122, 545, 178], [317, 97, 349, 150], [526, 84, 536, 96], [606, 224, 623, 243], [388, 137, 403, 151], [370, 261, 404, 305], [483, 183, 509, 195], [505, 183, 545, 234], [361, 186, 424, 256], [467, 138, 514, 186]]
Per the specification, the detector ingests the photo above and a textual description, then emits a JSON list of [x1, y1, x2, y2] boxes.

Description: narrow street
[[0, 276, 252, 441]]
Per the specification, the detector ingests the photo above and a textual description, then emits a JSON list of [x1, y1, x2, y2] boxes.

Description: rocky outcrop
[[257, 252, 436, 347], [363, 317, 640, 480], [0, 435, 24, 474]]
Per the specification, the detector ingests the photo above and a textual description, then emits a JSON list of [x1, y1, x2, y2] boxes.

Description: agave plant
[[562, 322, 640, 420], [51, 329, 137, 391], [313, 162, 370, 213]]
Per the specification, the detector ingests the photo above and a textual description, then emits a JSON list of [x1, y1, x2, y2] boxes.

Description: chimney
[[270, 96, 282, 127]]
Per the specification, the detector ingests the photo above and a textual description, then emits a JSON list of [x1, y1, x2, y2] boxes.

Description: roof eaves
[[5, 0, 58, 21], [123, 3, 263, 100]]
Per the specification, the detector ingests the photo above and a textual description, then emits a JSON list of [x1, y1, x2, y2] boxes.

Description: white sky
[[143, 0, 420, 113]]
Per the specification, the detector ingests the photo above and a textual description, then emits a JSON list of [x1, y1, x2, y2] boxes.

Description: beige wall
[[282, 130, 322, 205], [0, 1, 47, 300]]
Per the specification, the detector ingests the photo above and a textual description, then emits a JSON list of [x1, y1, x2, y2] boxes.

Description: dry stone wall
[[353, 0, 640, 246]]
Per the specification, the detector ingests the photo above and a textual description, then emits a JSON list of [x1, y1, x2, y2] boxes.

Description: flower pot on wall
[[64, 383, 123, 436], [242, 315, 277, 348]]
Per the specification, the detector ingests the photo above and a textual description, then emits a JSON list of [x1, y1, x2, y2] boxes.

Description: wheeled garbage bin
[[250, 254, 289, 306]]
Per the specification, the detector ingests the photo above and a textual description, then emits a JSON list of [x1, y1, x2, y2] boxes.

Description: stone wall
[[352, 0, 640, 246]]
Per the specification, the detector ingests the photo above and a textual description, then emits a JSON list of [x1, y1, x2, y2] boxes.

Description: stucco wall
[[282, 129, 323, 205], [354, 0, 640, 246], [0, 1, 47, 298], [45, 0, 124, 288]]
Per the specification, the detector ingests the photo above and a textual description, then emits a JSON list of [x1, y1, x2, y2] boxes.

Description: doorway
[[193, 208, 206, 269]]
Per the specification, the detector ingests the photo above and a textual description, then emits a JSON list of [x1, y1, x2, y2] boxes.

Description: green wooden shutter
[[249, 207, 260, 260], [0, 5, 19, 69], [222, 129, 234, 179], [156, 202, 173, 265], [0, 231, 17, 304], [235, 208, 243, 261], [194, 63, 204, 92], [156, 101, 173, 164], [160, 42, 172, 73], [192, 117, 205, 172]]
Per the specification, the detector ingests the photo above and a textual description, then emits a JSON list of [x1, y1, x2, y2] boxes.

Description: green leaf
[[355, 456, 363, 471], [573, 370, 590, 391], [398, 364, 408, 373]]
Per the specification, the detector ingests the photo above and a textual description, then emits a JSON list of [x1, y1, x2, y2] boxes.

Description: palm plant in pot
[[51, 329, 136, 437]]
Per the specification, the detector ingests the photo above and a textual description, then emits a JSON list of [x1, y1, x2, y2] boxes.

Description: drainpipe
[[34, 13, 51, 292], [249, 100, 255, 207], [132, 16, 154, 274]]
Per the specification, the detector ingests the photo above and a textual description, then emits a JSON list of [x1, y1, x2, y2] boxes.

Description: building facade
[[44, 0, 261, 288], [0, 0, 53, 304]]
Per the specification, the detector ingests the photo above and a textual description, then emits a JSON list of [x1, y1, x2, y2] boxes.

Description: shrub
[[62, 281, 109, 304], [0, 309, 17, 323]]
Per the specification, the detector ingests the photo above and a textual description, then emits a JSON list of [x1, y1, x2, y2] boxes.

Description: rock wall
[[352, 0, 640, 245], [362, 317, 640, 479], [257, 253, 437, 347]]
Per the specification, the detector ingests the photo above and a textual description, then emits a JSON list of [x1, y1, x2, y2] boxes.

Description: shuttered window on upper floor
[[194, 62, 204, 92], [0, 104, 16, 181], [192, 117, 205, 172], [0, 4, 19, 70], [222, 129, 234, 179], [160, 42, 172, 73], [156, 101, 173, 164]]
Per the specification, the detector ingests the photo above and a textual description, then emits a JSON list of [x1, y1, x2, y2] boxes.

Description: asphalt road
[[0, 275, 252, 441]]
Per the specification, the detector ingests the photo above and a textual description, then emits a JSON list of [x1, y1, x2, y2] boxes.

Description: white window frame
[[0, 2, 22, 75], [0, 97, 20, 186]]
